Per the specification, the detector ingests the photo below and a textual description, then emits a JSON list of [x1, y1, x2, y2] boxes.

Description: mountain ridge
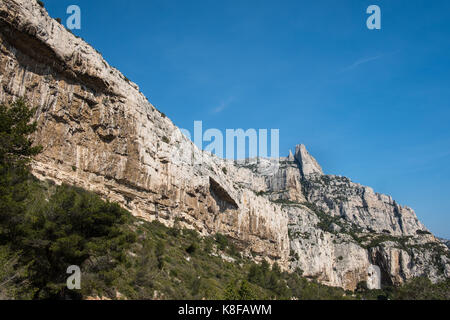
[[0, 0, 448, 291]]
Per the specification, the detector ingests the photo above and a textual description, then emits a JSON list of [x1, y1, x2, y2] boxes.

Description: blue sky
[[44, 0, 450, 238]]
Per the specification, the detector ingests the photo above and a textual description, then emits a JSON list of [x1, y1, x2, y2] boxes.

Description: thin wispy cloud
[[341, 50, 401, 73], [212, 96, 234, 114], [341, 54, 385, 72]]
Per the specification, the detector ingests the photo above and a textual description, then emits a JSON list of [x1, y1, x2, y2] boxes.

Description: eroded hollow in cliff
[[209, 177, 238, 212]]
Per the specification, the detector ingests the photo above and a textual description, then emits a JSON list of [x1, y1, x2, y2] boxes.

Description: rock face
[[0, 0, 448, 291], [301, 175, 427, 236], [0, 0, 289, 264], [440, 238, 450, 249], [287, 204, 373, 289], [295, 144, 323, 176]]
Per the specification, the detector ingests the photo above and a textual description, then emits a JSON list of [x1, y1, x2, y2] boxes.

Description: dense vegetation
[[0, 99, 448, 300], [0, 100, 136, 299]]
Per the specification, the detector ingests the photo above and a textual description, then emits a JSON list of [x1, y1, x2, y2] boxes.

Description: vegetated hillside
[[0, 179, 345, 300], [0, 176, 448, 300]]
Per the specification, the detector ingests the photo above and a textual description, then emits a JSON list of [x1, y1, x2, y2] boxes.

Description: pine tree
[[223, 281, 239, 300], [0, 99, 42, 242], [238, 280, 255, 300], [0, 98, 42, 169]]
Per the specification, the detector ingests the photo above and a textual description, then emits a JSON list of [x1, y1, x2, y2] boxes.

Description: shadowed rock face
[[0, 0, 448, 291]]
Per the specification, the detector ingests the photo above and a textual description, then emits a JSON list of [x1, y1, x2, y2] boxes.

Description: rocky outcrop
[[239, 156, 306, 203], [440, 238, 450, 249], [0, 0, 448, 291], [287, 204, 372, 290], [239, 156, 449, 289], [286, 200, 449, 290], [295, 144, 323, 177], [301, 174, 427, 236], [368, 237, 450, 286]]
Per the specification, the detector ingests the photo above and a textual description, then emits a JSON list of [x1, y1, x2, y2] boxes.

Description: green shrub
[[238, 280, 256, 300], [223, 281, 239, 300], [186, 242, 198, 255], [155, 240, 165, 269], [215, 233, 228, 250], [391, 277, 450, 300]]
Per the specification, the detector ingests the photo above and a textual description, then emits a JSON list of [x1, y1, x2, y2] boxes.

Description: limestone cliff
[[0, 0, 448, 291], [0, 0, 290, 265], [439, 238, 450, 249]]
